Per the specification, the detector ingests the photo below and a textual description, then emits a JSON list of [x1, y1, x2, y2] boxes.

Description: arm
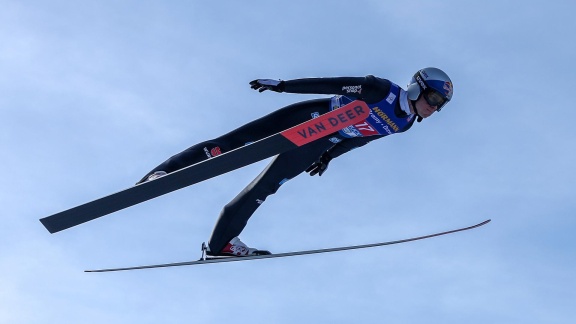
[[251, 75, 391, 104], [325, 135, 383, 159], [306, 135, 383, 176]]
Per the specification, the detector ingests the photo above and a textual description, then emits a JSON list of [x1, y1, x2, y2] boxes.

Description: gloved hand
[[306, 152, 333, 176], [249, 79, 285, 92]]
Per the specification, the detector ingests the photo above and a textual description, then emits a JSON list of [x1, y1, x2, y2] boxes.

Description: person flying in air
[[137, 67, 454, 257]]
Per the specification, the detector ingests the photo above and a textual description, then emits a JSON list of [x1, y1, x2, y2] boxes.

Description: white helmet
[[406, 67, 453, 112]]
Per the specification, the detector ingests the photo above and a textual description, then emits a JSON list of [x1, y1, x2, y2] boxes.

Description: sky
[[1, 0, 575, 323]]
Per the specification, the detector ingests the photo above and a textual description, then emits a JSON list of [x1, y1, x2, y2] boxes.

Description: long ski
[[40, 101, 370, 234], [85, 219, 491, 273]]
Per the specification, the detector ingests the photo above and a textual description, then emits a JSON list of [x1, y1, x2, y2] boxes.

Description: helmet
[[406, 67, 453, 112]]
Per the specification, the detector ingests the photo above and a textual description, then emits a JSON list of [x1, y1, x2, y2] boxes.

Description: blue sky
[[1, 1, 575, 323]]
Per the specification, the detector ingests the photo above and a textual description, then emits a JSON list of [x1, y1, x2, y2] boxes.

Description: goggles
[[423, 89, 448, 111]]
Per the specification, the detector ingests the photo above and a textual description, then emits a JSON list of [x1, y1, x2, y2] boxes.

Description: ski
[[84, 219, 491, 272], [39, 101, 370, 234]]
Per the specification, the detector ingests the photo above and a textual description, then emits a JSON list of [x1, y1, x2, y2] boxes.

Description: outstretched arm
[[250, 75, 391, 104]]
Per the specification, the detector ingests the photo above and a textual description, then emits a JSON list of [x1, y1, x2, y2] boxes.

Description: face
[[413, 95, 439, 119]]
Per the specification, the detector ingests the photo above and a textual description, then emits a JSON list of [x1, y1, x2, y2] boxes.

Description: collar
[[399, 89, 413, 116]]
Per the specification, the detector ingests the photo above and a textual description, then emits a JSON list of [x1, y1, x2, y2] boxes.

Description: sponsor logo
[[370, 114, 382, 124], [372, 107, 399, 132], [203, 147, 211, 158], [342, 85, 362, 94], [227, 245, 249, 256], [342, 126, 361, 137], [210, 146, 222, 157], [329, 137, 342, 143], [443, 81, 453, 97], [311, 112, 320, 118], [382, 125, 392, 135], [294, 105, 366, 140], [283, 102, 369, 145], [416, 75, 427, 90], [203, 146, 222, 157]]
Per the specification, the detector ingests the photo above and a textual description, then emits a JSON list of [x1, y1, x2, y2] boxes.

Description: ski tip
[[471, 219, 491, 228]]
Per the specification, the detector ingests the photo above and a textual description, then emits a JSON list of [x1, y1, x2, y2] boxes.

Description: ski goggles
[[423, 89, 448, 111]]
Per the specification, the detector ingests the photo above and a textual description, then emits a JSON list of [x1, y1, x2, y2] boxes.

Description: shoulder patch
[[386, 92, 397, 104]]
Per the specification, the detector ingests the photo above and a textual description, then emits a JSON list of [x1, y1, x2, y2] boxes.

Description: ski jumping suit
[[139, 76, 417, 253]]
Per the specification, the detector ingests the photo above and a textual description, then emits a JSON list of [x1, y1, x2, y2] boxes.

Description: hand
[[249, 79, 284, 92], [306, 152, 332, 176]]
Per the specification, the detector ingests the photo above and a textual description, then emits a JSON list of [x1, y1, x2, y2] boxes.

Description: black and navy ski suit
[[139, 76, 417, 253]]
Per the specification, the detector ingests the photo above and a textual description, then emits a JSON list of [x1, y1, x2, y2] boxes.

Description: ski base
[[85, 219, 491, 273]]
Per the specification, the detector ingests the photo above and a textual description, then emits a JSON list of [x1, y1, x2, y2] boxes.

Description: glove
[[249, 79, 284, 92], [306, 152, 333, 176]]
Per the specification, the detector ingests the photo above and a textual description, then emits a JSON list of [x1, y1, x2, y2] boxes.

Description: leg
[[137, 99, 331, 184], [207, 138, 336, 253]]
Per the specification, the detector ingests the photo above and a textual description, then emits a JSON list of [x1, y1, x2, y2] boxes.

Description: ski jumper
[[138, 76, 417, 253]]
